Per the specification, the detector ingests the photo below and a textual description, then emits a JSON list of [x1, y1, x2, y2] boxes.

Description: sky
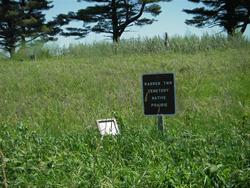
[[45, 0, 250, 47]]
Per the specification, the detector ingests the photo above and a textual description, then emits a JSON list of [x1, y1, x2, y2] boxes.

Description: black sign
[[142, 73, 175, 115]]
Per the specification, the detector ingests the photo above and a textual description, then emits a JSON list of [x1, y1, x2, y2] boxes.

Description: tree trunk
[[111, 0, 119, 43], [226, 25, 236, 36], [225, 2, 238, 37], [21, 34, 26, 44], [9, 46, 15, 58], [112, 33, 120, 43]]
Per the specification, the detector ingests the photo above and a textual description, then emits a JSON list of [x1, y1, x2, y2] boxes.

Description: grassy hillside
[[0, 36, 250, 187]]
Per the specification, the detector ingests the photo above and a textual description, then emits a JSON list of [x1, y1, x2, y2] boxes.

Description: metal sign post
[[157, 115, 164, 132]]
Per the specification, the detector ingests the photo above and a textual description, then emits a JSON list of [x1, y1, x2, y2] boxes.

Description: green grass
[[0, 36, 250, 187], [8, 34, 250, 61]]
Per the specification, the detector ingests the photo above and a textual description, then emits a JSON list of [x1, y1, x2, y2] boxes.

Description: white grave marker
[[96, 118, 119, 136]]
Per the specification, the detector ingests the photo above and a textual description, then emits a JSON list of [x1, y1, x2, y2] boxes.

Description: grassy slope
[[0, 47, 250, 187]]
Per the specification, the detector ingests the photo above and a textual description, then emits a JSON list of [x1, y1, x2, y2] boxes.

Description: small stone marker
[[142, 73, 176, 132], [96, 118, 119, 136]]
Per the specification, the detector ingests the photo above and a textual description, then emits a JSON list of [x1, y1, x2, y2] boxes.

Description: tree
[[0, 0, 59, 57], [18, 0, 59, 43], [238, 0, 250, 34], [183, 0, 250, 36], [59, 0, 172, 42], [0, 0, 20, 56]]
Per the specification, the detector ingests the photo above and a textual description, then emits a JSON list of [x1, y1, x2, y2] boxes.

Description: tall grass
[[8, 34, 249, 60], [11, 41, 52, 61], [53, 34, 250, 58]]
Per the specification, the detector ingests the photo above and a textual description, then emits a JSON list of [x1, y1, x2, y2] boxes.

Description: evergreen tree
[[0, 0, 20, 56], [0, 0, 59, 57], [238, 0, 250, 34], [18, 0, 58, 43], [59, 0, 172, 42], [183, 0, 250, 36]]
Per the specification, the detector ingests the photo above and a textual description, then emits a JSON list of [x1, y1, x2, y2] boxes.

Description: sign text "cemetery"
[[142, 73, 175, 115]]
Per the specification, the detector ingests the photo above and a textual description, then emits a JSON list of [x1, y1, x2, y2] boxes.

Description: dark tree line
[[183, 0, 250, 36], [0, 0, 61, 57], [0, 0, 250, 57], [59, 0, 172, 42]]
